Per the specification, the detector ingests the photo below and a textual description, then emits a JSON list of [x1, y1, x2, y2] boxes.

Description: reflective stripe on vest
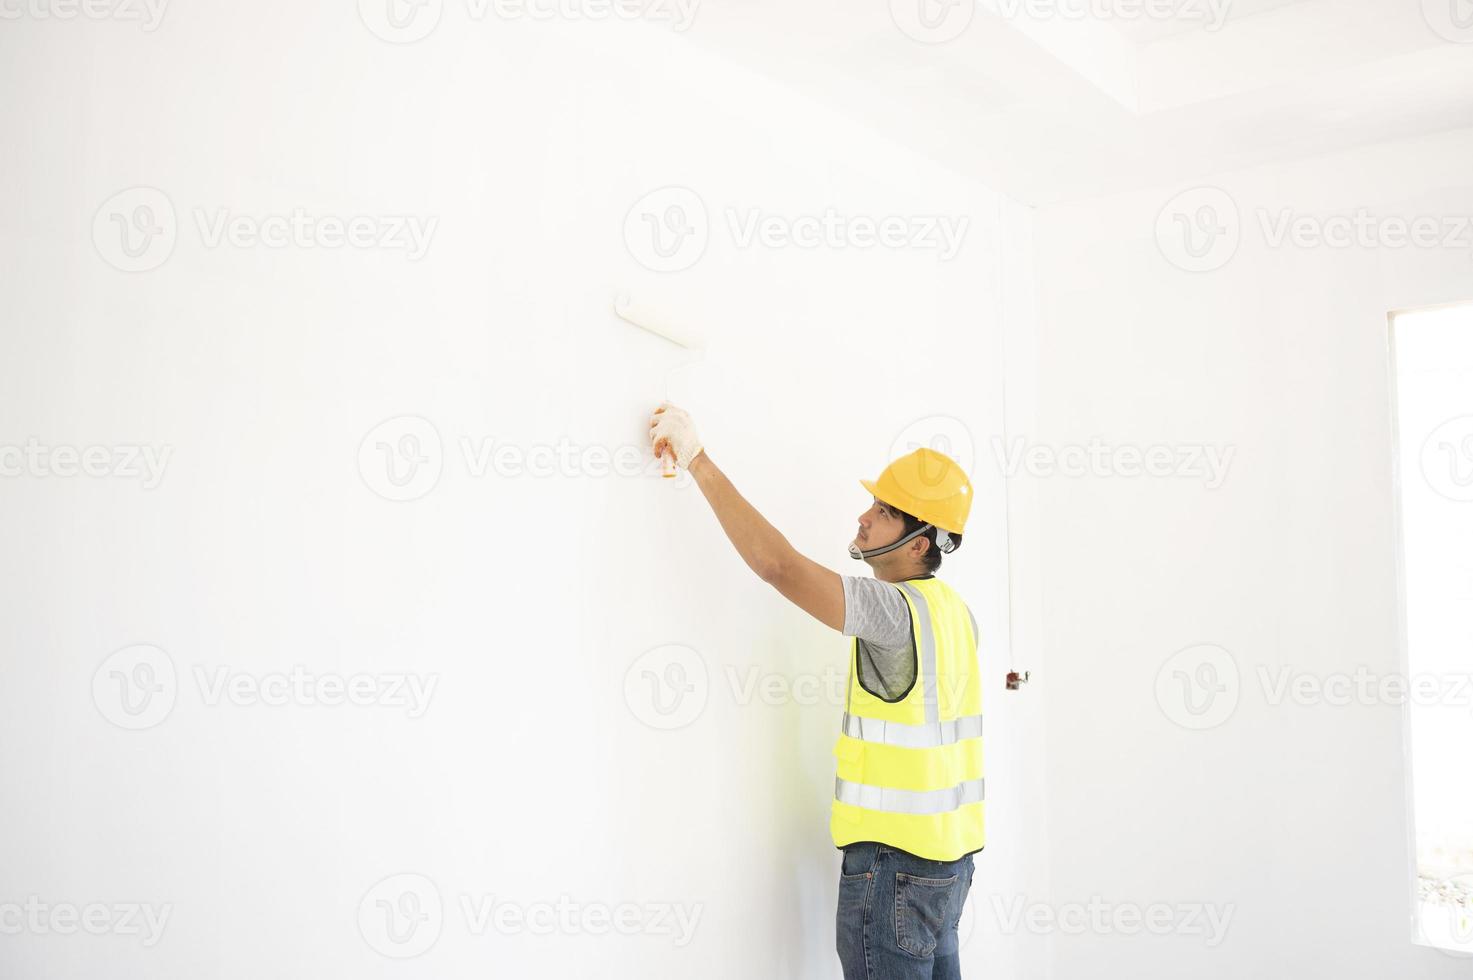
[[834, 775, 986, 815], [840, 711, 983, 748]]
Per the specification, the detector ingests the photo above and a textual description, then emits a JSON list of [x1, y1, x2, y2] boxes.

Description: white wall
[[0, 6, 1039, 979], [1032, 126, 1473, 979]]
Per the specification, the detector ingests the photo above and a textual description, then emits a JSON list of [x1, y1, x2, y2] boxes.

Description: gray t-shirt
[[841, 574, 931, 701]]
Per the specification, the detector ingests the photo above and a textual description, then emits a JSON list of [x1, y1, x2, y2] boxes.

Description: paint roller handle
[[654, 443, 677, 479]]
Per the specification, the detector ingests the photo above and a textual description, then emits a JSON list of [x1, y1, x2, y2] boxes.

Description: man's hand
[[649, 402, 706, 470]]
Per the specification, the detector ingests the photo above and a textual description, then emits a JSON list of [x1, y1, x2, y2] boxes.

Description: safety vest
[[830, 575, 984, 862]]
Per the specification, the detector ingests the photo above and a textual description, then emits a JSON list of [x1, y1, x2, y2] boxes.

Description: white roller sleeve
[[614, 292, 702, 351]]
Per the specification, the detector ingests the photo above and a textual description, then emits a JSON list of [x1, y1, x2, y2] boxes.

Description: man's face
[[855, 497, 905, 553]]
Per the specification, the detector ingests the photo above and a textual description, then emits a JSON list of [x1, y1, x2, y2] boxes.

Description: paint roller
[[614, 291, 704, 478]]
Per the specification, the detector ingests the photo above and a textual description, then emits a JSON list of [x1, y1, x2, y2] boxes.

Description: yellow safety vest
[[830, 575, 985, 862]]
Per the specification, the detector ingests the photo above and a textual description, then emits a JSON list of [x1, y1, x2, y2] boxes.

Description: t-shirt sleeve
[[841, 576, 917, 701], [841, 576, 913, 648]]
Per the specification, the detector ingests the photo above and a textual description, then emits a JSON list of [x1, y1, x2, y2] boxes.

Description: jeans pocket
[[839, 869, 872, 908], [836, 867, 872, 968], [894, 871, 959, 958], [841, 843, 877, 878]]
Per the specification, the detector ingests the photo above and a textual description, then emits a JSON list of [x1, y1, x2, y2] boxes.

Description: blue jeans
[[836, 842, 976, 980]]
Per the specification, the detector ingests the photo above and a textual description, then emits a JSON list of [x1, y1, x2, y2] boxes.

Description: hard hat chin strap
[[848, 524, 958, 560], [849, 523, 936, 560]]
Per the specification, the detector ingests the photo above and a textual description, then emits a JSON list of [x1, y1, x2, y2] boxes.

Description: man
[[650, 402, 984, 980]]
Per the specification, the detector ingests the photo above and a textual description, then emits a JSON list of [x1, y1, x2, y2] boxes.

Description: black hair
[[897, 509, 961, 573]]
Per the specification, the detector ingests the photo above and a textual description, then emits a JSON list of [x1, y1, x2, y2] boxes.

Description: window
[[1391, 302, 1473, 953]]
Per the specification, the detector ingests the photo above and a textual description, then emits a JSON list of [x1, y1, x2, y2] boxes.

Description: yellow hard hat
[[860, 447, 973, 535]]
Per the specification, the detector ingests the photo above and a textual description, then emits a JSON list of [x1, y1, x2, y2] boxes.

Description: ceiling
[[673, 0, 1473, 205]]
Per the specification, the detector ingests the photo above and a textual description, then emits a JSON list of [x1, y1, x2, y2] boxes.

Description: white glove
[[649, 402, 705, 470]]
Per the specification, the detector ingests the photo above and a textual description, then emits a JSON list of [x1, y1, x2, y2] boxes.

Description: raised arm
[[689, 453, 845, 632], [651, 404, 845, 632]]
